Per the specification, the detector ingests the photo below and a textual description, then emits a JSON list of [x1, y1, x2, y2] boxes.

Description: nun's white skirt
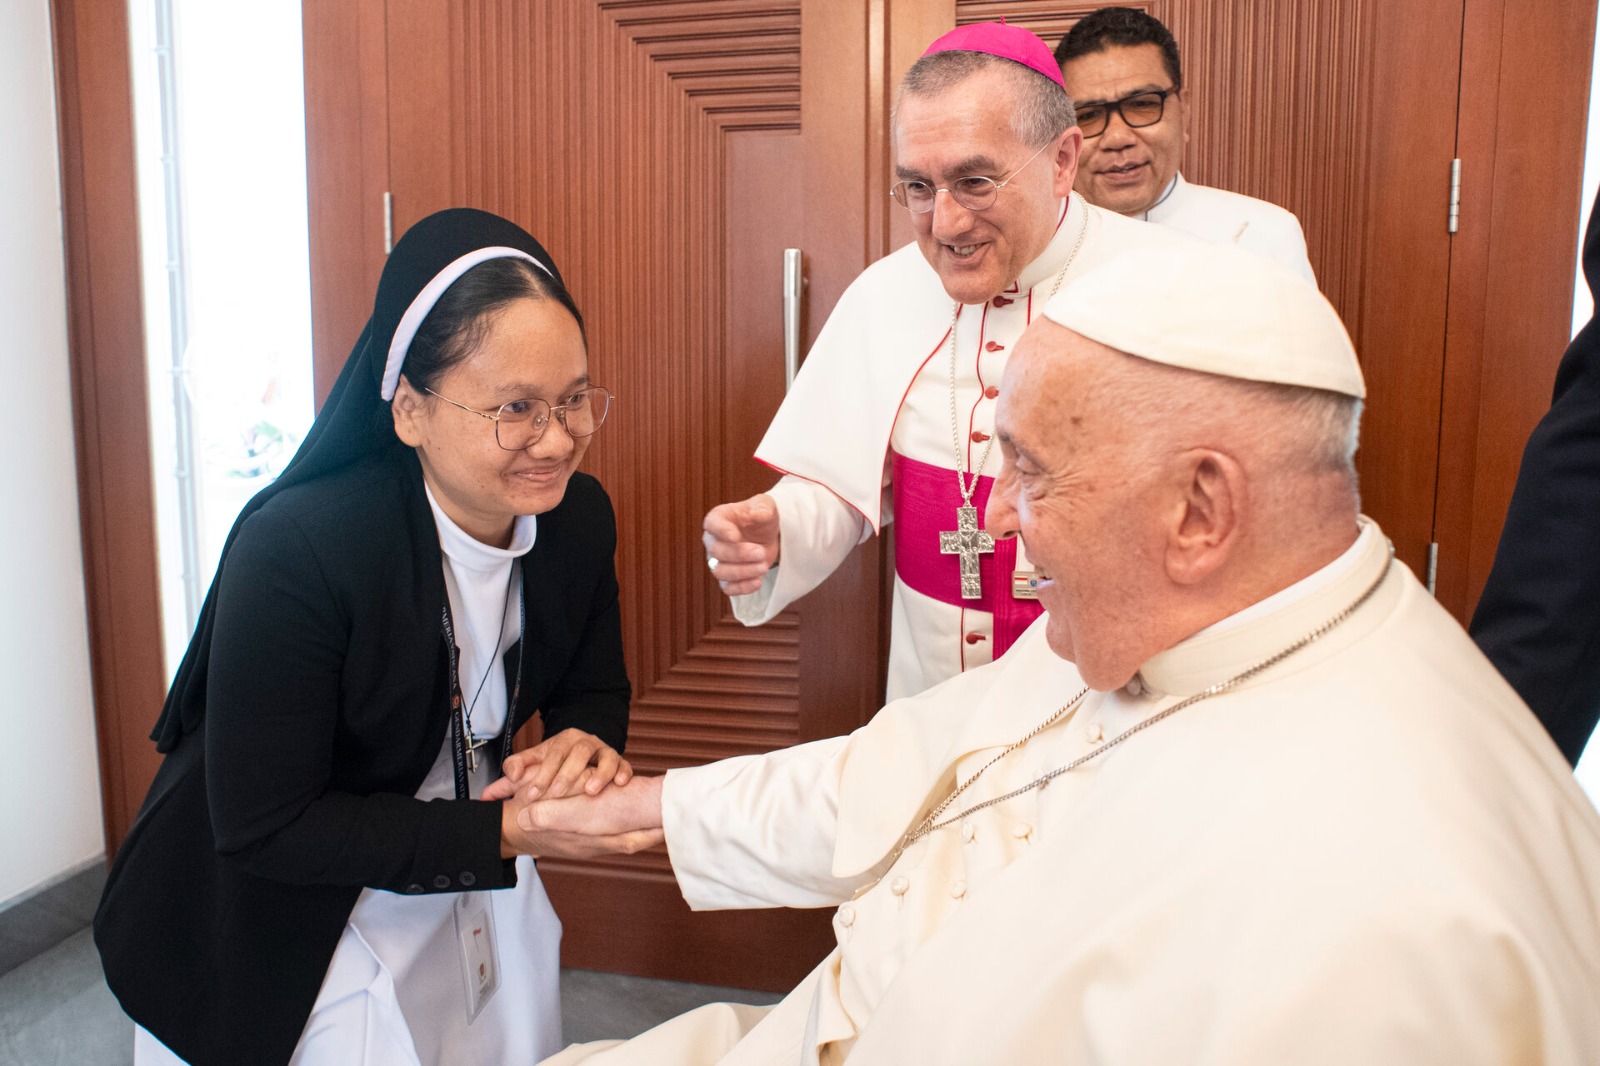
[[135, 855, 563, 1066]]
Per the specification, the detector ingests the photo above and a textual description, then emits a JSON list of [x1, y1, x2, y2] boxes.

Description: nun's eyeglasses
[[425, 386, 612, 450]]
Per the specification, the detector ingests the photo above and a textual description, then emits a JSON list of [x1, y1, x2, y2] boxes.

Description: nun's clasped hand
[[497, 727, 632, 801]]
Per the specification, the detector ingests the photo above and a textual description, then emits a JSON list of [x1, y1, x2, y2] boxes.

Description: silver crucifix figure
[[939, 504, 995, 599]]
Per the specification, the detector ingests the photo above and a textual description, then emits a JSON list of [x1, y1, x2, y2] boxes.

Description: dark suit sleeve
[[1470, 198, 1600, 766], [538, 478, 632, 752], [204, 505, 514, 894]]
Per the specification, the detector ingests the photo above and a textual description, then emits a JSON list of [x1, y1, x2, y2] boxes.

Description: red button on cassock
[[965, 632, 986, 645], [985, 341, 1005, 352], [984, 386, 1000, 399], [971, 430, 990, 443], [992, 295, 1014, 308]]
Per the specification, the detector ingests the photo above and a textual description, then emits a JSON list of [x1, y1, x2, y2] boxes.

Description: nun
[[95, 209, 637, 1066]]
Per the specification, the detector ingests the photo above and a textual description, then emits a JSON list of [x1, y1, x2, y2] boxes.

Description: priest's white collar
[[424, 482, 537, 570], [1140, 173, 1183, 221], [1137, 517, 1389, 698]]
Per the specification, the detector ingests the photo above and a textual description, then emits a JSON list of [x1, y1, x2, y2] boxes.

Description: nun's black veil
[[152, 208, 565, 751]]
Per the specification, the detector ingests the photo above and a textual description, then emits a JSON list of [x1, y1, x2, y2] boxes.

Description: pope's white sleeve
[[729, 475, 873, 626], [660, 735, 870, 910]]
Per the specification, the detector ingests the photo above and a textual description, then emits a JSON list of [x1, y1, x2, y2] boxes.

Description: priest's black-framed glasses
[[889, 138, 1053, 213], [1074, 88, 1174, 139], [424, 385, 613, 450]]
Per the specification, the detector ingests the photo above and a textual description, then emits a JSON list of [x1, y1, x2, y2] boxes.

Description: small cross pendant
[[939, 504, 995, 599], [466, 735, 490, 773]]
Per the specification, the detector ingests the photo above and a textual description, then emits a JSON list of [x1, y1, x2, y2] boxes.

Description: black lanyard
[[441, 570, 526, 801]]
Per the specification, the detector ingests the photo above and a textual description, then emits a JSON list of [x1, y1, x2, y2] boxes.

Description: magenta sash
[[892, 451, 1042, 658]]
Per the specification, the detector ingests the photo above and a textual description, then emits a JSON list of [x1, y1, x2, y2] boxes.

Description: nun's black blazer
[[94, 445, 630, 1066]]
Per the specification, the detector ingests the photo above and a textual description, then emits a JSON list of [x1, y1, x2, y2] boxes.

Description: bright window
[[128, 0, 315, 674]]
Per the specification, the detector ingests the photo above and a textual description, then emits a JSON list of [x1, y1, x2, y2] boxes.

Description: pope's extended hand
[[493, 775, 666, 859], [702, 493, 781, 596]]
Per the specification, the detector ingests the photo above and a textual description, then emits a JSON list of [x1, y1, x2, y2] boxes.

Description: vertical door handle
[[783, 249, 804, 390]]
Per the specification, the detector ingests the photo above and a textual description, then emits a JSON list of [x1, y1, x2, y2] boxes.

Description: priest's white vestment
[[545, 521, 1600, 1065], [1146, 173, 1315, 283], [737, 197, 1197, 700]]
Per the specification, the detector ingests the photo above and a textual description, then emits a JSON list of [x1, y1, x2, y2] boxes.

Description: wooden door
[[308, 0, 891, 989]]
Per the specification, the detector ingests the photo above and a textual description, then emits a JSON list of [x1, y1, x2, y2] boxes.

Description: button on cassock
[[889, 876, 910, 897], [837, 905, 856, 928]]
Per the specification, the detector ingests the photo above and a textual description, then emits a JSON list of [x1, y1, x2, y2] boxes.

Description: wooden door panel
[[1433, 0, 1596, 619], [383, 0, 879, 987], [960, 0, 1460, 580]]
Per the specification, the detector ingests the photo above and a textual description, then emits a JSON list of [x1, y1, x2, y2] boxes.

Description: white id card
[[453, 891, 499, 1021]]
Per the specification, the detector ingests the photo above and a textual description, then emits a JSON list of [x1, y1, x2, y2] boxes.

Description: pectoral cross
[[939, 504, 994, 599], [466, 735, 491, 772]]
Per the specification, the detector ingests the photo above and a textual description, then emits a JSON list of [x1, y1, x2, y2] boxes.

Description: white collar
[[424, 482, 537, 571], [1138, 517, 1392, 698], [1139, 173, 1183, 221], [1011, 196, 1090, 295]]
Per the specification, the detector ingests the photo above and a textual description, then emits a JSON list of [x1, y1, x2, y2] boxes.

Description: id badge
[[453, 891, 499, 1021]]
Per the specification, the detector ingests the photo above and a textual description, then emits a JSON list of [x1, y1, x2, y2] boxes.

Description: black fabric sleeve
[[539, 482, 632, 752], [203, 505, 515, 894]]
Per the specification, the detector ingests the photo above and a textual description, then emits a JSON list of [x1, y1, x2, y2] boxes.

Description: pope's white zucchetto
[[1039, 244, 1366, 399]]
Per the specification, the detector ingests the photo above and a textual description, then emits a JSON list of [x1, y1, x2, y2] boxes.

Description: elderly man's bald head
[[988, 317, 1363, 690]]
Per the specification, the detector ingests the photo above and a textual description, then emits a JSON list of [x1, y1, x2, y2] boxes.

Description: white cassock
[[545, 520, 1600, 1065], [1144, 172, 1316, 283], [735, 196, 1198, 700]]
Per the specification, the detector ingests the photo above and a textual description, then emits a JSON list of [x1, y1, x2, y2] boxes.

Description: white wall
[[0, 0, 106, 904]]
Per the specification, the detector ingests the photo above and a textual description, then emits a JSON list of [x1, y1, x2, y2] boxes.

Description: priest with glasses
[[1055, 6, 1316, 280]]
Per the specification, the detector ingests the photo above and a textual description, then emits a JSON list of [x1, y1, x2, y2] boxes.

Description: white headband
[[380, 246, 554, 400]]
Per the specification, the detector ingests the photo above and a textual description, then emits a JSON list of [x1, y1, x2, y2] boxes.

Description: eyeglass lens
[[1077, 91, 1168, 138], [891, 175, 1003, 213], [494, 386, 611, 450]]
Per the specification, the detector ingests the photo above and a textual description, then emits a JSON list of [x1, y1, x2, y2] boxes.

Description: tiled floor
[[0, 927, 782, 1065]]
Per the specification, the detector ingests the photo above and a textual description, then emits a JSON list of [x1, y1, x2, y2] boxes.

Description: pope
[[497, 244, 1600, 1066]]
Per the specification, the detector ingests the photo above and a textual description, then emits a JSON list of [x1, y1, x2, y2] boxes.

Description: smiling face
[[392, 296, 591, 546], [893, 65, 1081, 305], [1060, 43, 1187, 217], [985, 321, 1173, 689]]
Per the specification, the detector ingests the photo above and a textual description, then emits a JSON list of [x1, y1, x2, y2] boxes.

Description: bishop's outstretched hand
[[702, 493, 782, 596]]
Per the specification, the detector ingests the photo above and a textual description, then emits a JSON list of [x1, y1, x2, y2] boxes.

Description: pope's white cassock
[[1145, 173, 1316, 283], [545, 521, 1600, 1065], [736, 196, 1196, 700]]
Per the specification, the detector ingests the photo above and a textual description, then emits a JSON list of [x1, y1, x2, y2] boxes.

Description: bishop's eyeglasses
[[425, 385, 613, 451], [1075, 89, 1174, 139], [889, 138, 1053, 214]]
